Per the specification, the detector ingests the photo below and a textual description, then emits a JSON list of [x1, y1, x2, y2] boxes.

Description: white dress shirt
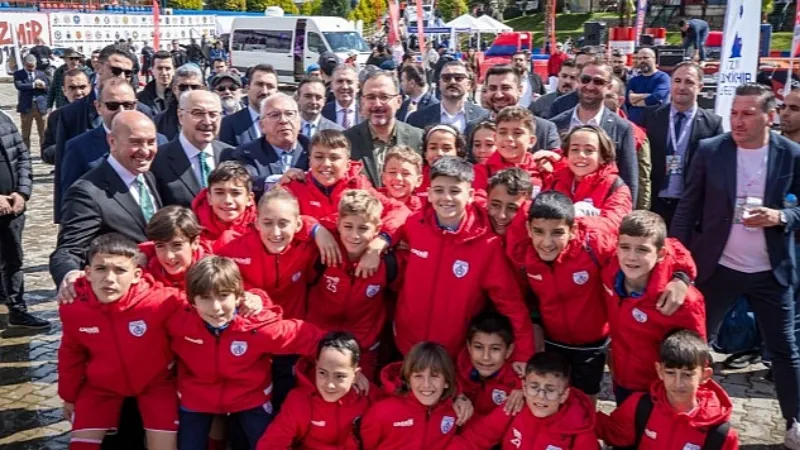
[[569, 106, 605, 130], [107, 154, 148, 206], [301, 117, 321, 138], [336, 101, 357, 128], [519, 75, 533, 108], [179, 133, 216, 185], [440, 106, 467, 134]]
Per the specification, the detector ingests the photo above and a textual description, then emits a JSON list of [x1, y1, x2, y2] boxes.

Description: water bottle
[[785, 193, 798, 209]]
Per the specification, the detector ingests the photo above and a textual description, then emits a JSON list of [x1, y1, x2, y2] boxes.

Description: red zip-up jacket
[[473, 152, 546, 195], [506, 220, 617, 345], [58, 274, 183, 403], [455, 348, 522, 420], [216, 220, 319, 320], [166, 302, 324, 414], [284, 163, 410, 243], [257, 358, 373, 450], [355, 362, 461, 450], [596, 380, 739, 449], [602, 238, 706, 391], [418, 165, 432, 195], [376, 186, 427, 213], [548, 162, 632, 231], [393, 204, 535, 361], [139, 242, 209, 291], [192, 187, 257, 250], [449, 388, 600, 449]]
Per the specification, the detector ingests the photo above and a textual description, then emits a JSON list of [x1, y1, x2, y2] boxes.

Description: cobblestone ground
[[0, 82, 788, 449]]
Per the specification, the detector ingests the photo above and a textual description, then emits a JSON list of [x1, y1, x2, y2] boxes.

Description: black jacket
[[137, 80, 172, 114], [155, 102, 181, 140], [0, 111, 32, 200]]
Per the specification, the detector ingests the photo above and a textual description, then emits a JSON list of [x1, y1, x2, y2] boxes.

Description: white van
[[230, 15, 371, 85]]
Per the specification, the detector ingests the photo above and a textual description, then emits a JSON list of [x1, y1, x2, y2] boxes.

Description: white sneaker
[[785, 419, 800, 450]]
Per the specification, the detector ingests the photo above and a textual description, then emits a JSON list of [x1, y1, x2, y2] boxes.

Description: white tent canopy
[[445, 14, 486, 31], [476, 14, 512, 32]]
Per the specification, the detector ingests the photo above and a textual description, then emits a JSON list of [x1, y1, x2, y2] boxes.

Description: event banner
[[715, 0, 762, 131], [634, 0, 647, 44], [0, 13, 50, 77]]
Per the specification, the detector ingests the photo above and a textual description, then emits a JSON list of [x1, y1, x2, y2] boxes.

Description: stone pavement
[[0, 82, 788, 449]]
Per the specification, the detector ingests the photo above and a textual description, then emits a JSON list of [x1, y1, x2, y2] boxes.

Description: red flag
[[416, 1, 425, 53], [153, 0, 161, 50], [388, 0, 400, 47]]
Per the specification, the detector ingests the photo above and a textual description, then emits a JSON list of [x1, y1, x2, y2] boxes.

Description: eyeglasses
[[109, 66, 134, 78], [103, 101, 137, 111], [362, 94, 398, 103], [215, 85, 237, 93], [524, 383, 564, 401], [182, 108, 221, 120], [579, 75, 609, 86], [441, 73, 467, 83], [67, 84, 89, 91], [264, 110, 298, 121], [178, 83, 204, 92]]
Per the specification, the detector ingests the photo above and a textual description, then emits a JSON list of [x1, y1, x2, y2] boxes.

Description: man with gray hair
[[221, 92, 310, 199], [155, 62, 205, 140], [14, 54, 49, 154], [151, 90, 231, 207]]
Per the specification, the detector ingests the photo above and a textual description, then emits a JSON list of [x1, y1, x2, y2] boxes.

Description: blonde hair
[[397, 341, 458, 401], [338, 189, 383, 225], [257, 187, 300, 217], [186, 256, 245, 303], [383, 145, 423, 174]]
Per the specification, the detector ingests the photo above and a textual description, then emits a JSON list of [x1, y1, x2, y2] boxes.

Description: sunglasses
[[109, 66, 134, 78], [103, 101, 137, 111], [178, 84, 204, 92], [215, 85, 237, 93], [579, 75, 608, 86], [441, 73, 467, 83]]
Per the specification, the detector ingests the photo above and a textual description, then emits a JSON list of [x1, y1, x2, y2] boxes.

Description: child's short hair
[[384, 145, 423, 174], [660, 329, 712, 370], [338, 189, 383, 225], [527, 191, 575, 226], [524, 352, 571, 382], [423, 124, 467, 161], [207, 161, 253, 193], [430, 156, 474, 185], [311, 129, 351, 158], [495, 106, 536, 135], [619, 210, 667, 250], [146, 205, 201, 243], [467, 311, 515, 347], [399, 341, 458, 401], [87, 233, 141, 264], [257, 187, 300, 217], [488, 167, 533, 198], [185, 256, 245, 303], [562, 125, 616, 165], [316, 331, 361, 367]]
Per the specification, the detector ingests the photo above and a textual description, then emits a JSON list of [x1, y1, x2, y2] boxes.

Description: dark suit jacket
[[527, 72, 546, 97], [151, 138, 232, 207], [219, 107, 259, 148], [49, 160, 164, 286], [642, 104, 724, 199], [670, 132, 800, 286], [548, 91, 579, 119], [42, 106, 61, 164], [307, 116, 344, 134], [465, 115, 560, 156], [321, 101, 360, 127], [155, 103, 180, 140], [220, 135, 310, 199], [14, 69, 48, 114], [344, 121, 424, 186], [551, 107, 639, 201], [396, 90, 439, 122], [406, 101, 490, 132]]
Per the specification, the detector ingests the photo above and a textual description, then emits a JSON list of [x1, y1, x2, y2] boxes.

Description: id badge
[[665, 155, 683, 176], [734, 196, 763, 225]]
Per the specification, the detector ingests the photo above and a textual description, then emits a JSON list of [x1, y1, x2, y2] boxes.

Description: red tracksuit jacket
[[192, 187, 257, 250], [257, 357, 372, 450], [455, 348, 522, 420], [602, 238, 707, 391], [376, 186, 427, 213], [166, 302, 324, 414], [548, 163, 632, 231], [393, 204, 535, 361], [139, 242, 208, 291], [216, 221, 319, 320], [284, 164, 410, 243], [58, 275, 183, 403], [506, 220, 617, 346], [355, 362, 461, 450], [473, 151, 546, 195], [596, 380, 739, 449], [418, 165, 432, 195], [449, 388, 600, 449]]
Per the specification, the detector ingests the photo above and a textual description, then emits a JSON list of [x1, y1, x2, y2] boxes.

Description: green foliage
[[320, 0, 350, 17], [247, 0, 299, 13], [763, 0, 775, 15], [438, 0, 468, 22], [168, 0, 202, 9], [208, 0, 246, 10], [300, 0, 322, 15], [349, 0, 375, 24]]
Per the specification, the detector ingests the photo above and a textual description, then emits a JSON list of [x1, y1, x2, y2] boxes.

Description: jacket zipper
[[424, 237, 447, 341], [109, 313, 135, 394], [214, 330, 224, 413], [421, 407, 431, 449], [549, 264, 572, 341], [274, 255, 281, 290]]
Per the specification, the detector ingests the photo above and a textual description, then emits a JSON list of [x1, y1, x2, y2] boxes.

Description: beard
[[221, 97, 240, 113]]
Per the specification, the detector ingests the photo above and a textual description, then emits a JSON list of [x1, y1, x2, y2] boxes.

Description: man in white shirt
[[322, 65, 359, 129], [297, 76, 342, 139], [511, 50, 545, 108]]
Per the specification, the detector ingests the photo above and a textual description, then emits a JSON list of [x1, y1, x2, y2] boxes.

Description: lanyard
[[668, 108, 695, 155], [742, 153, 769, 196]]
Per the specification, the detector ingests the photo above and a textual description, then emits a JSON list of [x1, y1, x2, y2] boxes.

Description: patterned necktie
[[198, 152, 211, 188], [671, 112, 686, 154], [253, 116, 261, 138], [342, 109, 351, 129], [281, 151, 293, 173], [135, 175, 155, 222], [305, 122, 315, 139]]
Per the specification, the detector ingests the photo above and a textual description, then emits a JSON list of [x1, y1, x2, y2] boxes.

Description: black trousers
[[0, 213, 25, 311], [650, 196, 679, 230]]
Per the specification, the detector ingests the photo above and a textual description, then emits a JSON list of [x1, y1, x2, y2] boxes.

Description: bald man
[[625, 47, 671, 125], [151, 90, 232, 207], [50, 110, 163, 288]]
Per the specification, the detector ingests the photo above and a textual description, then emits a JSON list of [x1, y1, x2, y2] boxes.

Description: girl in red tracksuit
[[167, 256, 325, 450], [191, 161, 257, 250], [379, 145, 427, 213], [257, 332, 373, 450], [417, 124, 468, 194], [469, 121, 497, 165], [355, 342, 473, 450], [548, 125, 632, 231]]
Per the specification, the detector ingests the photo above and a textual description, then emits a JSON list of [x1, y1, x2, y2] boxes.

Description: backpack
[[633, 394, 731, 450], [712, 295, 761, 355]]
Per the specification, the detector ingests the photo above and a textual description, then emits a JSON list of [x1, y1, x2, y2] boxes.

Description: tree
[[320, 0, 350, 17], [208, 0, 246, 10], [168, 0, 202, 9], [247, 0, 299, 13], [300, 0, 322, 14], [349, 0, 376, 25], [438, 0, 468, 22]]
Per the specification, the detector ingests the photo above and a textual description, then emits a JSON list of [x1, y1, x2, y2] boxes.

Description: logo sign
[[682, 444, 701, 450], [325, 275, 340, 293], [572, 270, 589, 285], [510, 428, 522, 448], [366, 284, 381, 298], [291, 271, 301, 283], [492, 389, 507, 405], [452, 260, 469, 278], [440, 416, 455, 434], [632, 308, 648, 323], [230, 340, 248, 356], [128, 320, 147, 337]]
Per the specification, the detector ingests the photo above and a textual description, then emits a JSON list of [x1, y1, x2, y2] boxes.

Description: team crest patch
[[291, 271, 301, 283], [492, 389, 507, 405], [365, 284, 381, 298], [572, 270, 589, 285], [632, 308, 648, 323], [440, 416, 455, 434], [230, 340, 248, 356], [452, 260, 469, 278], [128, 320, 147, 337], [682, 444, 701, 450]]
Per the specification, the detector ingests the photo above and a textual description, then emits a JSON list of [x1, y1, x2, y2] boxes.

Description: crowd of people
[[2, 29, 800, 449]]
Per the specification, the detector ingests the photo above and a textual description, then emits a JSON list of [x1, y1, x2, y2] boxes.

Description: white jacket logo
[[527, 273, 543, 281], [644, 428, 657, 439], [128, 320, 147, 337], [393, 419, 413, 427], [545, 446, 563, 450], [682, 444, 701, 450], [230, 340, 248, 356], [309, 201, 322, 207], [291, 271, 302, 283], [234, 257, 251, 265], [440, 416, 455, 434], [79, 326, 99, 334], [410, 248, 428, 259], [510, 428, 522, 448], [632, 308, 648, 323], [311, 420, 326, 427], [572, 270, 589, 285], [325, 275, 340, 293], [365, 284, 381, 298], [452, 260, 469, 278]]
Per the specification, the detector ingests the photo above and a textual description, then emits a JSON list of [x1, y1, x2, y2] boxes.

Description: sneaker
[[8, 310, 51, 329], [786, 419, 800, 450]]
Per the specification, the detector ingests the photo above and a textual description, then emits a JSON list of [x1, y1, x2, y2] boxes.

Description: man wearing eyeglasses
[[625, 47, 671, 126], [47, 48, 90, 109], [221, 93, 310, 199], [155, 63, 205, 140], [42, 69, 90, 165], [137, 51, 175, 114], [151, 90, 231, 207], [210, 72, 244, 117]]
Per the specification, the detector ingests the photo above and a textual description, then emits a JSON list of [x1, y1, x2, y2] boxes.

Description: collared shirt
[[102, 123, 111, 135], [440, 106, 467, 134], [248, 106, 261, 138], [569, 106, 605, 130], [301, 117, 321, 139], [659, 104, 698, 199], [272, 143, 296, 173], [336, 101, 357, 128], [179, 133, 216, 184], [519, 74, 533, 108], [107, 154, 145, 205], [368, 123, 398, 173]]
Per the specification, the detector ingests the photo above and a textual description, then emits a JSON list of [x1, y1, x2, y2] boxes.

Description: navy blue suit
[[220, 135, 310, 199], [396, 90, 439, 122], [218, 107, 259, 148], [321, 101, 359, 127], [13, 69, 48, 114]]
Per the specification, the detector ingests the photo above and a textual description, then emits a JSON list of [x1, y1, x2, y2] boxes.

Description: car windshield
[[322, 32, 369, 53]]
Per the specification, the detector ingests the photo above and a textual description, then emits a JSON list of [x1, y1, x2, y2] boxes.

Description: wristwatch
[[780, 210, 788, 225]]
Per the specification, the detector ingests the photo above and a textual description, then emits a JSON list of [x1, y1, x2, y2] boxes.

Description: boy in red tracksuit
[[597, 330, 739, 449], [58, 233, 183, 450], [393, 156, 536, 363], [450, 352, 600, 450], [456, 312, 523, 420], [257, 331, 373, 450], [548, 125, 632, 231], [140, 206, 209, 290], [485, 167, 532, 240], [305, 190, 402, 381], [379, 145, 426, 212], [167, 256, 325, 450], [602, 210, 707, 405], [191, 161, 257, 250]]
